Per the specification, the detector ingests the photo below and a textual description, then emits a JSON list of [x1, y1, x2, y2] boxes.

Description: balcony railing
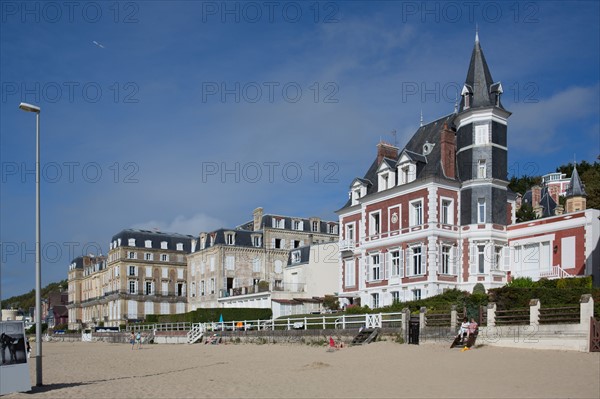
[[218, 282, 306, 298], [339, 239, 355, 251], [80, 289, 186, 304]]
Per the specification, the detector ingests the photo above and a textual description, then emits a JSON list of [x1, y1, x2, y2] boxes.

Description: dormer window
[[145, 240, 152, 248], [291, 250, 301, 264], [490, 82, 503, 107], [461, 84, 472, 109], [312, 221, 319, 232], [176, 243, 184, 251], [292, 220, 303, 231], [398, 163, 416, 185], [128, 238, 136, 247], [252, 235, 262, 247], [272, 218, 284, 229], [226, 232, 235, 245], [161, 241, 168, 249]]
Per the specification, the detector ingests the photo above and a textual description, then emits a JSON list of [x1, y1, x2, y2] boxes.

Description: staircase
[[186, 323, 204, 344], [351, 328, 380, 346]]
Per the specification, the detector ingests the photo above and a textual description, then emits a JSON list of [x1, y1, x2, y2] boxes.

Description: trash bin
[[409, 317, 420, 345]]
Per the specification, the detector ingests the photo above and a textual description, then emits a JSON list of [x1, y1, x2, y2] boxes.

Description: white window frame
[[391, 291, 400, 304], [128, 251, 136, 260], [440, 245, 451, 274], [252, 258, 261, 273], [345, 223, 355, 242], [128, 280, 137, 294], [413, 289, 422, 301], [161, 254, 168, 262], [371, 293, 380, 309], [145, 281, 154, 295], [176, 243, 184, 251], [160, 241, 168, 249], [128, 238, 136, 247], [226, 233, 235, 245], [291, 250, 301, 264], [369, 211, 381, 236], [145, 252, 153, 261], [478, 245, 486, 274], [370, 253, 381, 281], [440, 198, 453, 225], [409, 245, 424, 276], [144, 240, 152, 248], [390, 249, 404, 277], [477, 198, 486, 224], [477, 159, 487, 179], [410, 200, 423, 227], [225, 255, 235, 271], [128, 265, 137, 276]]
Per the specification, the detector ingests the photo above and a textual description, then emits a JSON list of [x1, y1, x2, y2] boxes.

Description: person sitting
[[467, 318, 478, 339], [458, 317, 469, 341]]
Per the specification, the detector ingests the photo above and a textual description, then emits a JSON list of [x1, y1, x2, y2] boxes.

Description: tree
[[556, 161, 600, 210], [508, 175, 542, 195], [516, 202, 537, 222]]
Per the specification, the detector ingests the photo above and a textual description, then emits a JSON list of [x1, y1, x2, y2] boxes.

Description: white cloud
[[132, 213, 226, 236], [509, 84, 600, 152]]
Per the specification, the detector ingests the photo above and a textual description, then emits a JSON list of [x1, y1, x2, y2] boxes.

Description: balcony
[[219, 282, 306, 298], [339, 239, 355, 253]]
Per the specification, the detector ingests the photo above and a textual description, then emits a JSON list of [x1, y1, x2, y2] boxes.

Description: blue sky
[[1, 1, 599, 300]]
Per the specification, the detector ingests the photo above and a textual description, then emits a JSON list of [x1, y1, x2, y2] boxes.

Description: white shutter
[[365, 256, 370, 282], [406, 248, 412, 277], [399, 249, 404, 278], [450, 247, 457, 275], [503, 246, 511, 271], [384, 253, 390, 280], [469, 244, 476, 275], [271, 238, 275, 249], [438, 245, 443, 274]]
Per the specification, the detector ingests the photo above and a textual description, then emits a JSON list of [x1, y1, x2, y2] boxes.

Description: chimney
[[376, 141, 399, 165], [440, 122, 456, 179], [531, 185, 542, 208], [253, 207, 264, 231]]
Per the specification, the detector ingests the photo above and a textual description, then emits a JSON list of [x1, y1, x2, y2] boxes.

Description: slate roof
[[197, 229, 260, 252], [287, 246, 311, 266], [338, 114, 458, 211], [236, 214, 338, 234], [459, 34, 505, 112], [566, 166, 587, 197], [111, 229, 194, 252]]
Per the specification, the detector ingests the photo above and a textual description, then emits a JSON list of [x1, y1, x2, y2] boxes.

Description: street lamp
[[18, 102, 42, 387]]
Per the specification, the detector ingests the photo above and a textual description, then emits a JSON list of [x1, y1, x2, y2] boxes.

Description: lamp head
[[19, 102, 41, 113]]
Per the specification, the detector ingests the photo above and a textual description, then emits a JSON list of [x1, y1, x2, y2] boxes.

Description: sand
[[5, 340, 600, 398]]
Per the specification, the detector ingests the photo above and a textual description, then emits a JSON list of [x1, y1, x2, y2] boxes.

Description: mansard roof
[[566, 166, 587, 197], [111, 229, 194, 252], [198, 228, 260, 251], [459, 34, 504, 112], [287, 245, 311, 266]]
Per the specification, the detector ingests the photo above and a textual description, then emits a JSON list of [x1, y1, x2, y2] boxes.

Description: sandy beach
[[5, 340, 600, 399]]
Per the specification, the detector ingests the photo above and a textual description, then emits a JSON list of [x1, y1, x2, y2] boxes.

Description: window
[[252, 258, 261, 273], [128, 251, 136, 259], [346, 224, 355, 242], [312, 221, 319, 232], [413, 289, 422, 301], [478, 245, 485, 274], [161, 282, 168, 295], [160, 241, 168, 249], [177, 283, 185, 297], [493, 246, 502, 270], [128, 238, 136, 247], [411, 246, 423, 275], [145, 281, 154, 295], [293, 220, 303, 230], [274, 238, 282, 249], [226, 233, 234, 245], [128, 266, 136, 276], [291, 250, 301, 264], [200, 281, 205, 296], [145, 253, 153, 261], [252, 236, 262, 247], [441, 246, 451, 274], [210, 278, 215, 294], [391, 291, 400, 304], [371, 293, 380, 309], [225, 256, 235, 270], [161, 254, 169, 262], [176, 243, 184, 251], [329, 224, 337, 234], [128, 280, 137, 294], [161, 267, 168, 279], [144, 240, 152, 248], [411, 201, 423, 226], [272, 218, 284, 228], [369, 212, 381, 235], [390, 250, 403, 277], [371, 254, 381, 281], [344, 260, 355, 287], [177, 268, 184, 279], [210, 257, 215, 272], [441, 199, 452, 225], [477, 198, 486, 224], [477, 159, 486, 179], [475, 124, 489, 145]]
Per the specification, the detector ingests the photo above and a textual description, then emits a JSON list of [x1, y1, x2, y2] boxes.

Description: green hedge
[[146, 308, 272, 324]]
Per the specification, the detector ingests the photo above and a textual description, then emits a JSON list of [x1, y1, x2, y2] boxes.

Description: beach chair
[[450, 328, 478, 349]]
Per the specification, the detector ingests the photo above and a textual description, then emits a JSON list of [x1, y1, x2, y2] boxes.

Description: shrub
[[322, 295, 340, 310], [472, 283, 486, 295], [506, 277, 535, 288]]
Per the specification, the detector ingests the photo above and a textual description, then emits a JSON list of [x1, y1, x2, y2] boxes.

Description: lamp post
[[18, 102, 42, 387]]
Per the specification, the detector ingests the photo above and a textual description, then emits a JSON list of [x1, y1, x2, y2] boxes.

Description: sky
[[1, 1, 599, 300]]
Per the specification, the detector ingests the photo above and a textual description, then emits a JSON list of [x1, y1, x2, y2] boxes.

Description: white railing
[[339, 239, 355, 251], [540, 265, 573, 279]]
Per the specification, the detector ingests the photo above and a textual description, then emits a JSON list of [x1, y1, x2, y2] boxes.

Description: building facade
[[336, 34, 600, 310], [187, 207, 339, 310], [67, 229, 193, 329]]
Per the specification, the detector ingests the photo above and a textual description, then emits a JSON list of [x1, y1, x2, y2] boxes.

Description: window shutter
[[470, 244, 477, 275], [406, 248, 412, 277], [438, 245, 443, 274], [451, 247, 457, 275], [384, 253, 389, 280], [503, 246, 511, 271], [364, 256, 369, 282], [399, 249, 404, 278]]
